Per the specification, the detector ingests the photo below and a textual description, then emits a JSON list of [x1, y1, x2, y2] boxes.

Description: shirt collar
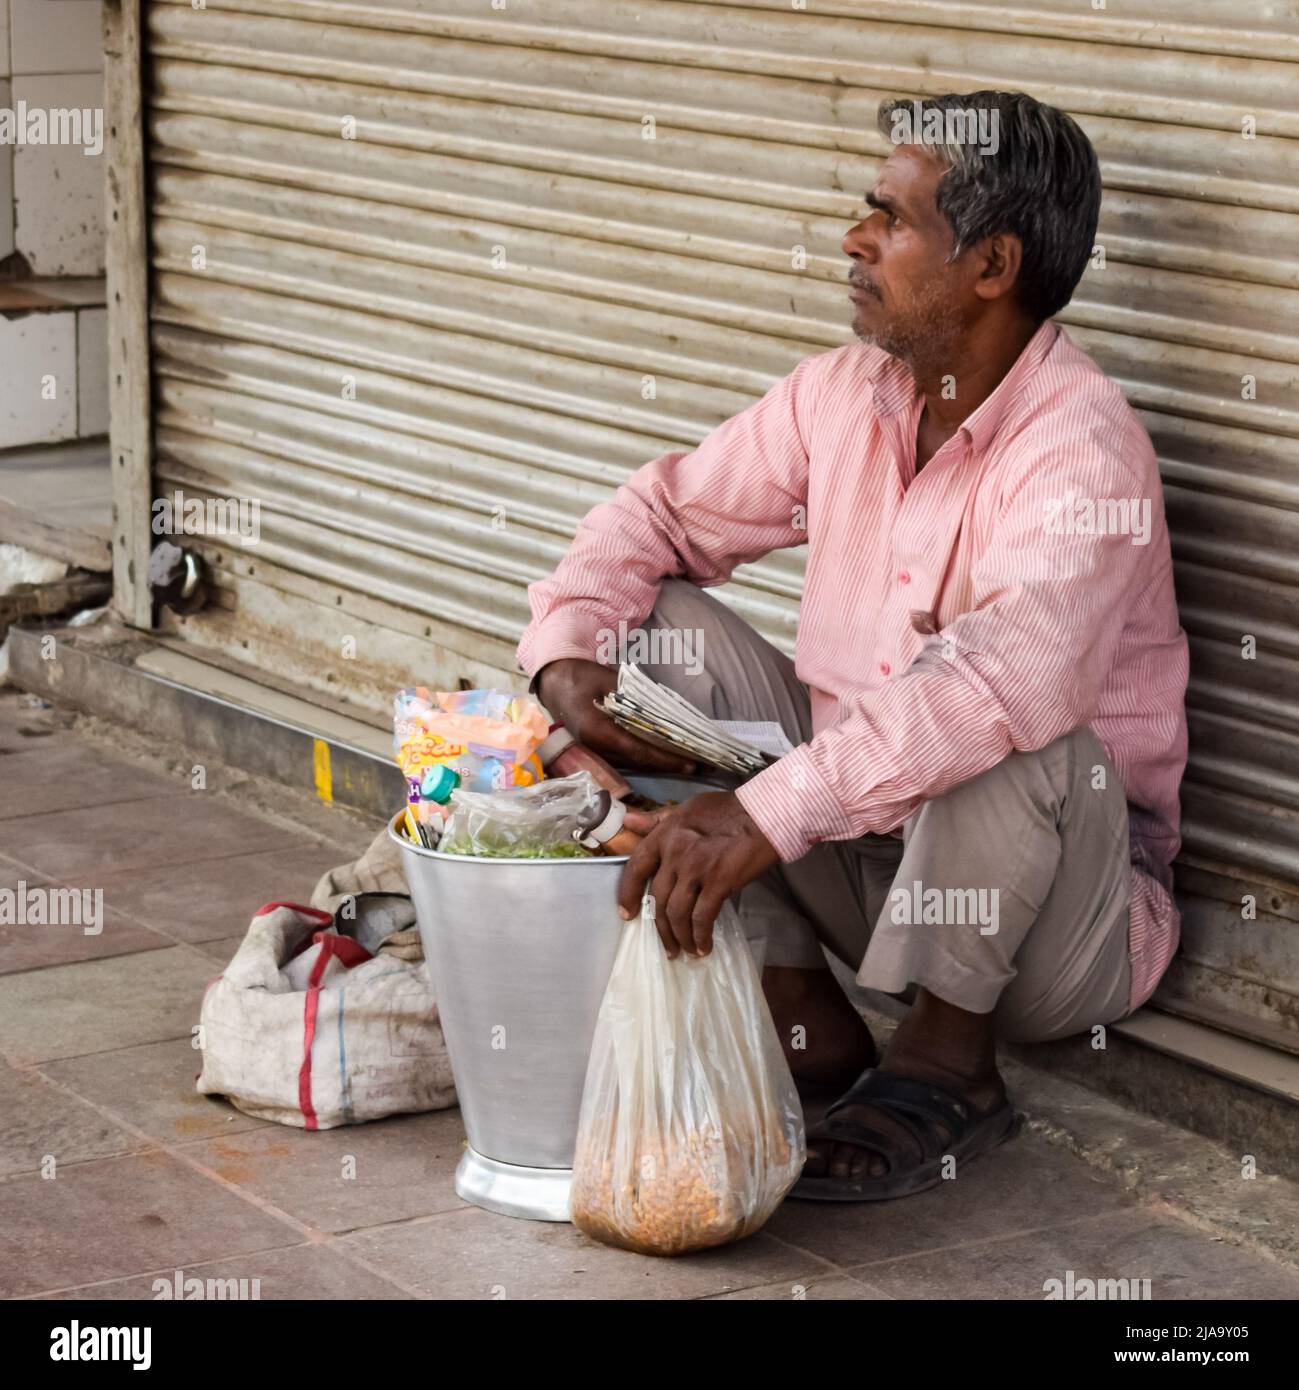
[[868, 319, 1060, 455]]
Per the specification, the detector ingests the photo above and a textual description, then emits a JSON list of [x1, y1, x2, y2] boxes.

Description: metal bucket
[[391, 773, 722, 1222]]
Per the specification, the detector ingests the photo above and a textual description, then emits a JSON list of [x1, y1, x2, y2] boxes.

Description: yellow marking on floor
[[312, 739, 333, 802]]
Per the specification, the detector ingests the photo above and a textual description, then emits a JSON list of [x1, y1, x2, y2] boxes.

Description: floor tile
[[0, 1059, 145, 1177], [339, 1204, 827, 1300], [36, 1240, 412, 1301], [0, 743, 179, 820], [193, 934, 246, 966], [0, 1149, 300, 1297], [64, 841, 351, 945], [847, 1208, 1299, 1301], [0, 877, 172, 973], [0, 945, 217, 1065], [0, 793, 311, 878], [38, 1035, 271, 1144], [707, 1269, 891, 1299], [0, 858, 45, 884], [181, 1107, 469, 1234], [764, 1130, 1133, 1268]]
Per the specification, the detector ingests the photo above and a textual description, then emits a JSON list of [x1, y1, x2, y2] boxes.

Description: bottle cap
[[536, 722, 577, 766], [419, 763, 460, 803], [573, 790, 627, 848]]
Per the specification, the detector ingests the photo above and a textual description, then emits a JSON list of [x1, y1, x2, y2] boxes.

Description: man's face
[[843, 145, 972, 371]]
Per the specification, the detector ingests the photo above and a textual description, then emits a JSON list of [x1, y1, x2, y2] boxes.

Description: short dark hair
[[876, 91, 1101, 323]]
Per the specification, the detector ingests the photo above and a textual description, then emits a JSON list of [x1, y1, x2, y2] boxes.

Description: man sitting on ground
[[519, 90, 1189, 1202]]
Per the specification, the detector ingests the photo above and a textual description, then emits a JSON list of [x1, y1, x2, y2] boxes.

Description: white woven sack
[[196, 901, 456, 1129]]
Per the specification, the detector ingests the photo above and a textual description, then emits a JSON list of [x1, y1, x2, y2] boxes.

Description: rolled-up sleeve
[[516, 355, 822, 677], [737, 443, 1152, 861]]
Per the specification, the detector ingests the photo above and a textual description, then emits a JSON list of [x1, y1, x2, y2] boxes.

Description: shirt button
[[879, 661, 891, 676], [898, 570, 910, 584]]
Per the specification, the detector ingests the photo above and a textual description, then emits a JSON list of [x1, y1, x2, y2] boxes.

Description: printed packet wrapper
[[393, 687, 551, 798]]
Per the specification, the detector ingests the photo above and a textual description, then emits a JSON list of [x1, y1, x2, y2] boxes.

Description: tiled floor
[[2, 689, 1297, 1300]]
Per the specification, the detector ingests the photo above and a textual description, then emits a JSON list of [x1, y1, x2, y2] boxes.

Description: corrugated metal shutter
[[140, 0, 1299, 1040]]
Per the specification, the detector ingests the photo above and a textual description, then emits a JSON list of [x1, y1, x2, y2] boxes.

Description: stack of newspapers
[[599, 663, 782, 777]]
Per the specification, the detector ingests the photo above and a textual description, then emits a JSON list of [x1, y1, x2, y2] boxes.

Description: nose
[[842, 214, 879, 265]]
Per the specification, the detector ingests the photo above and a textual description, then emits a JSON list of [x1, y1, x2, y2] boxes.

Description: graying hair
[[876, 91, 1101, 323]]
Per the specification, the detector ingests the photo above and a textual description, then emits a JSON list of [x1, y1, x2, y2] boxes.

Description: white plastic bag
[[570, 895, 805, 1255]]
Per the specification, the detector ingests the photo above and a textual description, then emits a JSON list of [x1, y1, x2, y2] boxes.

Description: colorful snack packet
[[393, 688, 550, 810]]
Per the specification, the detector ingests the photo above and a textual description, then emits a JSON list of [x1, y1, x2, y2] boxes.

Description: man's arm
[[618, 434, 1164, 955], [516, 353, 821, 679], [736, 439, 1157, 860]]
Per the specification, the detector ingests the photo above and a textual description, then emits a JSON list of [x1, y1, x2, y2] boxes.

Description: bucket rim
[[388, 810, 631, 865]]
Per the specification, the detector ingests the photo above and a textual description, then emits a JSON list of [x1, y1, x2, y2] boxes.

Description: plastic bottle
[[537, 723, 633, 800], [413, 762, 460, 826], [573, 789, 643, 857]]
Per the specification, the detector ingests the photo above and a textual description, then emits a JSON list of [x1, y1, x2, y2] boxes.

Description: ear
[[972, 232, 1022, 303]]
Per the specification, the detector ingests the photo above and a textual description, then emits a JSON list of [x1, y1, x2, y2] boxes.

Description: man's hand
[[535, 658, 698, 776], [617, 791, 779, 959]]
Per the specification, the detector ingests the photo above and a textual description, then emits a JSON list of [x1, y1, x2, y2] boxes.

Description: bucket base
[[455, 1147, 573, 1222]]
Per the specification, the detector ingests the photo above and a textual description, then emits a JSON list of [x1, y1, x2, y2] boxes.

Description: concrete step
[[7, 616, 403, 820]]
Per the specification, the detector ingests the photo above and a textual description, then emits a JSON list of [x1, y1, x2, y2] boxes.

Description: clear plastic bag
[[569, 895, 806, 1255], [438, 771, 602, 858]]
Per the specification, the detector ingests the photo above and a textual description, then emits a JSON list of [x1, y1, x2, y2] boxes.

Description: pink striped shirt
[[518, 322, 1190, 1011]]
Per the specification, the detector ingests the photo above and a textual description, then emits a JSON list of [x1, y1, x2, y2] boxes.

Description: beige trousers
[[637, 580, 1133, 1043]]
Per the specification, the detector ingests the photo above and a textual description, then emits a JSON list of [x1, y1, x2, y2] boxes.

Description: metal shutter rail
[[142, 1, 1299, 1045]]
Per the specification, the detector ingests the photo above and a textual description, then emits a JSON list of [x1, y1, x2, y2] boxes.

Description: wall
[[0, 0, 107, 450]]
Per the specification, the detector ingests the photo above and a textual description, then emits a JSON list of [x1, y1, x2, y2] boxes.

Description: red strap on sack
[[296, 928, 373, 1130], [257, 900, 333, 923]]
